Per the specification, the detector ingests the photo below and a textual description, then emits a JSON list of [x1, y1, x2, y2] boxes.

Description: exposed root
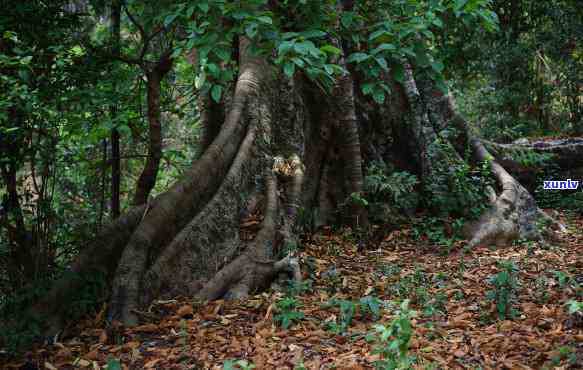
[[404, 68, 565, 248], [196, 172, 299, 301], [463, 138, 566, 247], [143, 123, 260, 302], [109, 37, 271, 326]]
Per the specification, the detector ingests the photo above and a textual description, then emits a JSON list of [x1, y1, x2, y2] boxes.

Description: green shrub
[[366, 299, 417, 370], [274, 296, 304, 330], [486, 260, 520, 320]]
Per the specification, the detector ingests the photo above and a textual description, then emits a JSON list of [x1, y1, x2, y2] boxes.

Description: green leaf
[[300, 30, 327, 39], [214, 48, 230, 61], [369, 29, 390, 41], [341, 13, 353, 28], [294, 41, 318, 56], [283, 62, 295, 78], [415, 49, 430, 67], [435, 79, 448, 94], [320, 45, 341, 55], [371, 43, 396, 55], [106, 357, 122, 370], [198, 2, 209, 13], [430, 60, 444, 73], [170, 46, 183, 59], [19, 56, 32, 65], [186, 5, 195, 18], [375, 57, 388, 70], [164, 13, 178, 28], [401, 47, 416, 57], [211, 84, 223, 102], [278, 41, 294, 55], [291, 57, 305, 67], [346, 52, 369, 64], [432, 18, 444, 28], [207, 63, 220, 78], [362, 82, 374, 95], [245, 24, 258, 39], [393, 64, 405, 83], [372, 88, 385, 104], [257, 15, 272, 24], [454, 0, 469, 13]]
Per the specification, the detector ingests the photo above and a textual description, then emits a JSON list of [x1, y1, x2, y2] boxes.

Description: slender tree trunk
[[110, 0, 121, 219], [334, 1, 368, 228], [198, 94, 224, 156], [98, 138, 107, 230], [132, 69, 164, 205], [0, 162, 34, 283]]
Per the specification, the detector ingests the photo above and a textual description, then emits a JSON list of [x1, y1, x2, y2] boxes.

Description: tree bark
[[110, 0, 121, 219], [0, 162, 34, 283], [132, 68, 164, 205]]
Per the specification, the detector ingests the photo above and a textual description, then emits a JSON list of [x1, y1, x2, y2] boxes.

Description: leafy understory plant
[[274, 296, 304, 330], [223, 359, 256, 370], [367, 299, 417, 370], [565, 300, 583, 314], [323, 296, 384, 334], [486, 260, 520, 320], [323, 298, 357, 334], [106, 357, 122, 370], [549, 346, 577, 368], [364, 161, 418, 211], [549, 270, 571, 290]]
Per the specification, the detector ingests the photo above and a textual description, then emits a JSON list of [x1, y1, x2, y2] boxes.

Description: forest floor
[[5, 211, 583, 370]]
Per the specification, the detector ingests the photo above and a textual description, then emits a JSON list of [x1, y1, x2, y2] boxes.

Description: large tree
[[5, 0, 569, 340]]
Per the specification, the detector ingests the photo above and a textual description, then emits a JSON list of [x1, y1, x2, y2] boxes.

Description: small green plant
[[422, 292, 447, 318], [549, 270, 570, 289], [364, 161, 418, 211], [533, 276, 550, 304], [323, 296, 385, 334], [293, 357, 307, 370], [350, 191, 369, 208], [324, 298, 357, 333], [486, 260, 520, 320], [366, 299, 417, 370], [550, 346, 577, 367], [323, 270, 343, 295], [223, 359, 256, 370], [178, 319, 189, 355], [360, 295, 383, 321], [274, 296, 304, 329], [376, 263, 401, 279], [565, 300, 582, 315], [106, 357, 122, 370]]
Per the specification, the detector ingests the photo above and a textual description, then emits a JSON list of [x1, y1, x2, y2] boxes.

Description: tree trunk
[[22, 49, 564, 342], [110, 0, 121, 219], [132, 69, 164, 206]]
